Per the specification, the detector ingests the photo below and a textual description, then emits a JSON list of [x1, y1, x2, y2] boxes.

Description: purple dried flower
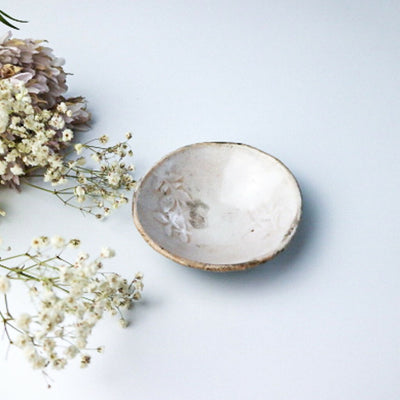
[[0, 32, 68, 108]]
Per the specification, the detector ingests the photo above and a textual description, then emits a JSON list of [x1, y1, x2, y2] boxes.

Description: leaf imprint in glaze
[[153, 168, 209, 243]]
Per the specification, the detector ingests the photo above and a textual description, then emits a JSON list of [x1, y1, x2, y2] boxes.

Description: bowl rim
[[132, 141, 303, 272]]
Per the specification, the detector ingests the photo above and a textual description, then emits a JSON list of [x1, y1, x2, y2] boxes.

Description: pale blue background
[[1, 1, 399, 399]]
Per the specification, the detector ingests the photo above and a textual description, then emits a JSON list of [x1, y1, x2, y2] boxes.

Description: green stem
[[23, 255, 59, 271], [22, 180, 55, 194], [4, 294, 12, 317], [0, 10, 27, 30], [0, 263, 70, 294], [0, 10, 28, 23], [56, 256, 74, 267], [0, 309, 13, 343], [0, 253, 28, 262], [0, 264, 41, 282]]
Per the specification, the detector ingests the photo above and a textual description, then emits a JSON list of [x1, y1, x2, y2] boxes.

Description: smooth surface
[[134, 142, 302, 270], [1, 1, 400, 399]]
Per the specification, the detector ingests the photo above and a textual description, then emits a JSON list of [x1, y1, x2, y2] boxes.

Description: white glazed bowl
[[132, 142, 302, 271]]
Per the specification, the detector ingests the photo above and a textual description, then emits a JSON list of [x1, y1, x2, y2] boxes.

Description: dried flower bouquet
[[0, 32, 136, 218], [0, 30, 144, 379]]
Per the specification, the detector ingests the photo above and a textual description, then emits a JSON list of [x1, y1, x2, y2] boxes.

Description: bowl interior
[[133, 143, 302, 270]]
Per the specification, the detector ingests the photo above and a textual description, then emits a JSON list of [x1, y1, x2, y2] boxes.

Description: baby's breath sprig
[[0, 76, 135, 219], [0, 235, 143, 374], [23, 132, 136, 219]]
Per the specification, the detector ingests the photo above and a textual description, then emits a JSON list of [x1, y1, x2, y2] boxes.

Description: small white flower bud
[[119, 318, 128, 328], [74, 143, 83, 154], [51, 235, 65, 248], [0, 275, 10, 294], [100, 247, 115, 258]]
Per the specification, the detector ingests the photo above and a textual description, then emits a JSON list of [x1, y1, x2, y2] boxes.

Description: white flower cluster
[[48, 131, 136, 217], [0, 77, 135, 217], [0, 33, 136, 218], [0, 236, 143, 372], [0, 79, 79, 187]]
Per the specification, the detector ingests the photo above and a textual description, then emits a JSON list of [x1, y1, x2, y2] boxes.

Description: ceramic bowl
[[132, 142, 302, 271]]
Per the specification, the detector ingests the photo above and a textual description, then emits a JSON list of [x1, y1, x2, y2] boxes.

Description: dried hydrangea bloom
[[0, 32, 90, 128], [0, 31, 66, 108], [0, 33, 135, 217]]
